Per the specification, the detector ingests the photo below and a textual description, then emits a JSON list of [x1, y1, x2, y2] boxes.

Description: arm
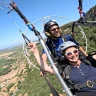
[[42, 53, 47, 65], [28, 42, 55, 74], [79, 46, 88, 57]]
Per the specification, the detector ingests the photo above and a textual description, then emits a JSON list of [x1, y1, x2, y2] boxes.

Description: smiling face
[[49, 25, 61, 38], [64, 47, 79, 64]]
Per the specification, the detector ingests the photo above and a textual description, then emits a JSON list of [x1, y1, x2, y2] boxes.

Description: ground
[[0, 51, 27, 96]]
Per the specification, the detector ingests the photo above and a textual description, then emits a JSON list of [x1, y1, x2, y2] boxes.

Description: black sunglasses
[[50, 27, 60, 31]]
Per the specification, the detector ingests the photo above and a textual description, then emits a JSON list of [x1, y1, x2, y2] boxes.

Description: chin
[[55, 34, 60, 37], [70, 60, 78, 63], [70, 57, 78, 62]]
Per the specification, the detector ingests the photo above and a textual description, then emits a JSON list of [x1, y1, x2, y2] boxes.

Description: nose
[[71, 52, 76, 57]]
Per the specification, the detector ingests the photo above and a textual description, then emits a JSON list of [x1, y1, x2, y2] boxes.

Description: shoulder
[[46, 38, 50, 44], [65, 34, 71, 38], [64, 34, 72, 40], [61, 33, 70, 38]]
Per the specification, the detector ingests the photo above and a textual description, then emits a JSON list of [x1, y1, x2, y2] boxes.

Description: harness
[[74, 80, 96, 90]]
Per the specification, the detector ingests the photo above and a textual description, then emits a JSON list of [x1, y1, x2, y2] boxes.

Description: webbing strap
[[74, 80, 96, 90], [61, 33, 68, 42]]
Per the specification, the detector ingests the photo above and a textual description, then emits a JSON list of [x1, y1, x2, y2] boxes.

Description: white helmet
[[60, 41, 78, 54]]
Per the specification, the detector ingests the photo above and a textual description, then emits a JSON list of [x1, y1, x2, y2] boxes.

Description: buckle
[[86, 80, 93, 88]]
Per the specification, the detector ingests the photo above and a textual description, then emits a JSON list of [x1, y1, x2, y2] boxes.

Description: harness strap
[[74, 80, 96, 90], [61, 33, 68, 42]]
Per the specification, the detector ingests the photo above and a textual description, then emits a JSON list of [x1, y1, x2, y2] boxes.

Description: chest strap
[[74, 80, 96, 90]]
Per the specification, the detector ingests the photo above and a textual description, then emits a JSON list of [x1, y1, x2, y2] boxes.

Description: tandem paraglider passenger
[[28, 41, 96, 96]]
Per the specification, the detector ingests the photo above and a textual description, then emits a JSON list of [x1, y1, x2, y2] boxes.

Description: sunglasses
[[65, 49, 78, 57], [50, 27, 60, 31]]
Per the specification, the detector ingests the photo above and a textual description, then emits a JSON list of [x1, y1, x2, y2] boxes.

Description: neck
[[51, 34, 61, 40], [51, 36, 58, 40], [71, 60, 81, 68]]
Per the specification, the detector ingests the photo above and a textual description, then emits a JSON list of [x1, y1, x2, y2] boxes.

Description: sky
[[0, 0, 96, 49]]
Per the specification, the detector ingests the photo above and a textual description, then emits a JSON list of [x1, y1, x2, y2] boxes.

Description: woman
[[28, 41, 96, 96]]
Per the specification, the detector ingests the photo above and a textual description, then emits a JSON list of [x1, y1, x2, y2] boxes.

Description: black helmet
[[44, 21, 58, 32]]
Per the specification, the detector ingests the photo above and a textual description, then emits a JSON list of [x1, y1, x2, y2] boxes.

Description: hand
[[40, 71, 44, 76], [28, 42, 37, 52], [88, 51, 96, 60], [92, 55, 96, 60], [40, 70, 46, 76]]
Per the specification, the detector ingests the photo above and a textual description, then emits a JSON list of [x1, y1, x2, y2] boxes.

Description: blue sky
[[0, 0, 96, 49]]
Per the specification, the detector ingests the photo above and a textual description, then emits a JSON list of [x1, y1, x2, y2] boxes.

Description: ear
[[44, 31, 51, 37]]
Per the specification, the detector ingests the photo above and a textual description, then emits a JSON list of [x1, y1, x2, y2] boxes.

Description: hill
[[86, 5, 96, 21]]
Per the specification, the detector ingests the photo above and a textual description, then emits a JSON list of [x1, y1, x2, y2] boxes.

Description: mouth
[[54, 32, 60, 36], [70, 55, 78, 61], [69, 56, 78, 65]]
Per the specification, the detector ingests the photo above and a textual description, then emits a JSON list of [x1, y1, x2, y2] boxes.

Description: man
[[42, 20, 87, 74], [28, 41, 96, 96]]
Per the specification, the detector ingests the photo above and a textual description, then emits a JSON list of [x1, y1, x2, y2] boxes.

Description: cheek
[[76, 53, 79, 57], [50, 31, 55, 35], [66, 56, 72, 60], [65, 55, 70, 60]]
